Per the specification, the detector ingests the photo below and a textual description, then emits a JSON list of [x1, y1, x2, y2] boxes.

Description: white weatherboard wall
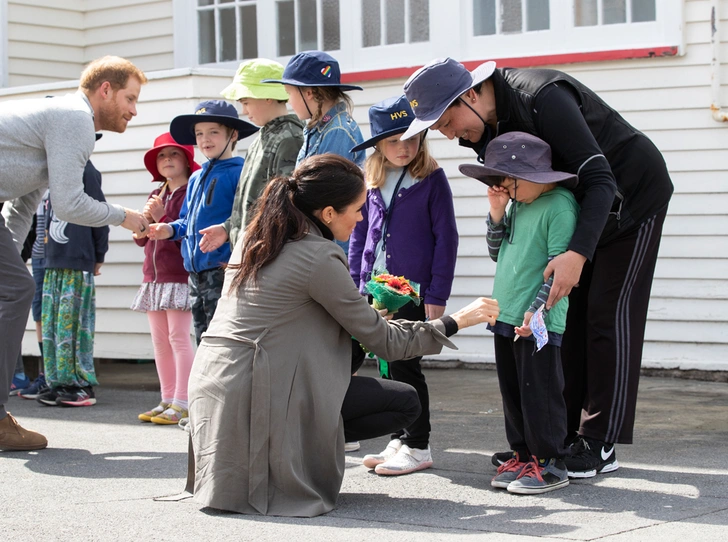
[[5, 0, 84, 86], [5, 0, 174, 86], [1, 0, 727, 371]]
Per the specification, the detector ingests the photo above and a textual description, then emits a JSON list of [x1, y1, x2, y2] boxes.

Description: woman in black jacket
[[401, 57, 673, 478]]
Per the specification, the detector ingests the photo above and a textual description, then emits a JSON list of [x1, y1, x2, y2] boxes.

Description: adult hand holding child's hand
[[121, 208, 150, 238]]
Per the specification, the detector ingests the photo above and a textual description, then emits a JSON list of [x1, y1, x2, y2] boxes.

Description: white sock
[[173, 399, 188, 411]]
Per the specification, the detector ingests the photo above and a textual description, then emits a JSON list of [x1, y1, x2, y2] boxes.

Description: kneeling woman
[[188, 154, 498, 517]]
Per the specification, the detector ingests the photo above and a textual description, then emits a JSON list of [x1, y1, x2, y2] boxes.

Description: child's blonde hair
[[306, 87, 353, 129], [364, 134, 438, 189]]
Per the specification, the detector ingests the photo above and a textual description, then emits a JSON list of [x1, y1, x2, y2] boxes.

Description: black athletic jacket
[[462, 68, 673, 259]]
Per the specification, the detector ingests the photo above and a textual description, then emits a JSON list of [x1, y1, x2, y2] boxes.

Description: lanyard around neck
[[380, 166, 408, 253]]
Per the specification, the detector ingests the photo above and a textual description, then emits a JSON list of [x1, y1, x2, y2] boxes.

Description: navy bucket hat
[[262, 51, 363, 91], [351, 95, 417, 153], [458, 132, 578, 189], [170, 100, 259, 146], [401, 57, 496, 140]]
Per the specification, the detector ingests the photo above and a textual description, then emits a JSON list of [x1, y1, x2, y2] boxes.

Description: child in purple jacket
[[348, 95, 458, 476]]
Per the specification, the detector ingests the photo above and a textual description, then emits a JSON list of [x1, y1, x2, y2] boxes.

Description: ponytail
[[229, 175, 308, 291], [230, 154, 365, 290]]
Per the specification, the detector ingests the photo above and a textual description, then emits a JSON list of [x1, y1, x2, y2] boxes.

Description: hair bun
[[287, 177, 298, 193]]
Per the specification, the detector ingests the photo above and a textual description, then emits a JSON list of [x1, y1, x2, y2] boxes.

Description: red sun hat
[[144, 132, 201, 182]]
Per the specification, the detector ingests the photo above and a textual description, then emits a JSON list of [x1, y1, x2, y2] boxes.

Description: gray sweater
[[0, 91, 125, 250]]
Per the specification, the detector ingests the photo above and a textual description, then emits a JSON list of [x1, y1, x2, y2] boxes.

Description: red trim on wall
[[340, 46, 679, 84]]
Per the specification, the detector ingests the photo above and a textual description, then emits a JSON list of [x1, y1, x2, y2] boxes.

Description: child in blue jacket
[[148, 100, 258, 343]]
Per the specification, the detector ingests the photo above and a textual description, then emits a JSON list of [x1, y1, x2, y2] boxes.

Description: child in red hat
[[132, 132, 200, 426]]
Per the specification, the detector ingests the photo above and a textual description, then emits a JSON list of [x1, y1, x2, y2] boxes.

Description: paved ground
[[2, 362, 728, 541]]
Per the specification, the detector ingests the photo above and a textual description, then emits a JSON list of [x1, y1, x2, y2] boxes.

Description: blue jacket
[[44, 161, 109, 273], [170, 156, 243, 273], [296, 102, 365, 167], [348, 168, 458, 306]]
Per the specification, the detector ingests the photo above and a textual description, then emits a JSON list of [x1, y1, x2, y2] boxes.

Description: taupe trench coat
[[189, 223, 455, 517]]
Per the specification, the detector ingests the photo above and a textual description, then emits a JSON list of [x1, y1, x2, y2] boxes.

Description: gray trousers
[[0, 214, 35, 419]]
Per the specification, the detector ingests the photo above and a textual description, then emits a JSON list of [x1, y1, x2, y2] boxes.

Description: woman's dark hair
[[230, 154, 365, 290]]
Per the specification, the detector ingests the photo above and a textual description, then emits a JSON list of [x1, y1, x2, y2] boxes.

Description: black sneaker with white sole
[[56, 386, 96, 407], [565, 435, 619, 478], [36, 386, 63, 406], [491, 450, 515, 467]]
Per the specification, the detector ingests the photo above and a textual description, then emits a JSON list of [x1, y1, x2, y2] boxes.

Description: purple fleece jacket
[[348, 167, 458, 306]]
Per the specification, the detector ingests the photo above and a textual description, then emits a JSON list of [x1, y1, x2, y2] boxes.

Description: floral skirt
[[42, 268, 98, 388], [131, 281, 191, 312]]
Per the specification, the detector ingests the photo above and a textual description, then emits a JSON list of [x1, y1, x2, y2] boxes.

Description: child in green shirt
[[460, 131, 579, 495]]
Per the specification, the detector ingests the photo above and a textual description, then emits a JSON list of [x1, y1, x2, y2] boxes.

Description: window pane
[[198, 9, 216, 64], [575, 0, 597, 26], [277, 1, 296, 56], [362, 0, 381, 47], [323, 0, 340, 50], [473, 0, 496, 36], [526, 0, 549, 31], [240, 5, 258, 59], [603, 0, 625, 25], [632, 0, 656, 22], [501, 0, 522, 33], [198, 0, 213, 6], [220, 7, 236, 61], [299, 0, 318, 51], [385, 0, 405, 44], [409, 0, 429, 42], [219, 0, 234, 3]]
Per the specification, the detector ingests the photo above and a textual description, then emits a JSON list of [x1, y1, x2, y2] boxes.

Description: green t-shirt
[[491, 187, 579, 334]]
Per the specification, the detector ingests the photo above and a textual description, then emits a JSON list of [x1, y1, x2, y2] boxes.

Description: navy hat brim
[[459, 163, 578, 189], [170, 114, 259, 145], [350, 126, 410, 153], [402, 61, 496, 141], [261, 78, 363, 91]]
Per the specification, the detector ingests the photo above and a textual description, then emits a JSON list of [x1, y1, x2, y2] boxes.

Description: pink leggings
[[147, 310, 195, 402]]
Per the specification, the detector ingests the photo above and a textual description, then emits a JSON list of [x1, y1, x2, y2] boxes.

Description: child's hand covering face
[[487, 185, 510, 223]]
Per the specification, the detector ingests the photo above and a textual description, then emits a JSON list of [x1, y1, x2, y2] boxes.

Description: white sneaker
[[344, 441, 361, 452], [374, 444, 433, 475], [362, 439, 402, 468]]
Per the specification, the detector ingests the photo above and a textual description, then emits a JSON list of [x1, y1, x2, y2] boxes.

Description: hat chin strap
[[211, 131, 235, 163], [458, 97, 492, 164], [458, 96, 489, 133], [298, 87, 314, 119]]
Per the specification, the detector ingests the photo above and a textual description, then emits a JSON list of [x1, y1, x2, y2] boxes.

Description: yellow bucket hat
[[220, 58, 289, 101]]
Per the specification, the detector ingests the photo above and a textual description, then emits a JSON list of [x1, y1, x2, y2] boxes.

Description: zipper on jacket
[[609, 188, 624, 225], [206, 178, 218, 206], [152, 239, 158, 282]]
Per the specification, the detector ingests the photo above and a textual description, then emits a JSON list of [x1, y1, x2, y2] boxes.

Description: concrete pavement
[[1, 363, 727, 541]]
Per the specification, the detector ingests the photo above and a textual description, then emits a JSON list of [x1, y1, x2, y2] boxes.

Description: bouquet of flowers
[[365, 268, 421, 314]]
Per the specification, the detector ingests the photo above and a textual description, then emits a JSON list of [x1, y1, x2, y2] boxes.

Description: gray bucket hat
[[459, 132, 578, 189], [401, 57, 496, 140]]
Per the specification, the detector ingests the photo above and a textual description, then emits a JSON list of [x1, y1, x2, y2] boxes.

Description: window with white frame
[[465, 0, 679, 62], [275, 0, 341, 57], [361, 0, 429, 48], [174, 0, 681, 74], [197, 0, 259, 64], [574, 0, 656, 27], [473, 0, 549, 36]]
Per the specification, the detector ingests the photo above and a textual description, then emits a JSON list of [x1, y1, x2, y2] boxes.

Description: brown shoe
[[0, 413, 48, 451]]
